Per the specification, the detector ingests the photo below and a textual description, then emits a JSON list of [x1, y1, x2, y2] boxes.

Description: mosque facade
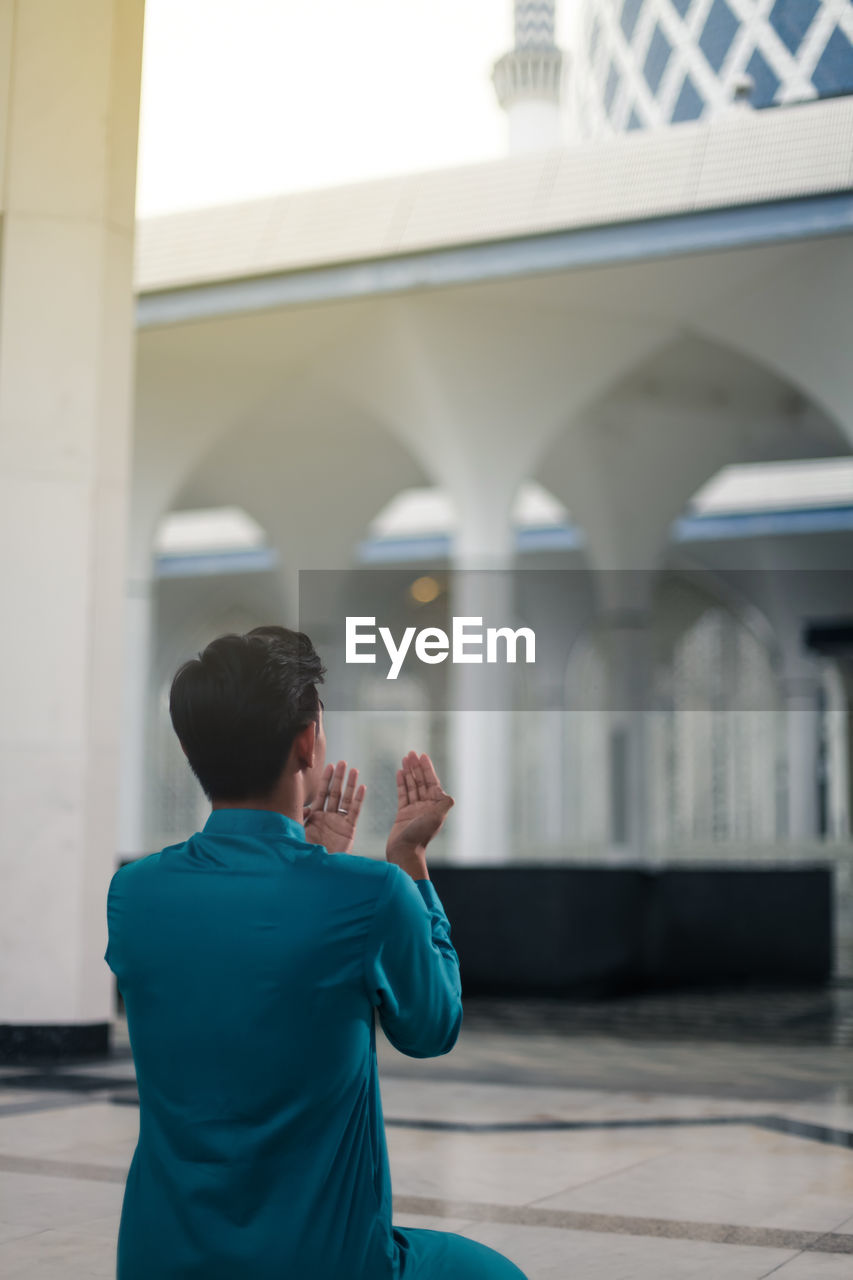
[[571, 0, 853, 136]]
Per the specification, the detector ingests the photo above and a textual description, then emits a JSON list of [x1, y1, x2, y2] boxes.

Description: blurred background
[[3, 0, 853, 1051]]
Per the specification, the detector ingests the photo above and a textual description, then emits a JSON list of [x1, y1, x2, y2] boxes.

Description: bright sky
[[136, 0, 575, 217]]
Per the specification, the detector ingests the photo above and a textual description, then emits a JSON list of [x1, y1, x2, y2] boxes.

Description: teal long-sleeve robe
[[105, 808, 463, 1280]]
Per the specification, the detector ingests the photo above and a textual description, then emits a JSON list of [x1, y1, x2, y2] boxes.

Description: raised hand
[[303, 760, 366, 855], [386, 751, 454, 880]]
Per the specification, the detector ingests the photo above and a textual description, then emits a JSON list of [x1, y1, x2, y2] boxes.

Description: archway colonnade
[[124, 249, 853, 904], [3, 3, 851, 1039]]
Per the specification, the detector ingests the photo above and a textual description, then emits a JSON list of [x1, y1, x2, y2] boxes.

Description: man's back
[[106, 808, 462, 1280]]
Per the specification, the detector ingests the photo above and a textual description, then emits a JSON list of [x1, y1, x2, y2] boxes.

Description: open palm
[[387, 751, 454, 858], [304, 760, 366, 854]]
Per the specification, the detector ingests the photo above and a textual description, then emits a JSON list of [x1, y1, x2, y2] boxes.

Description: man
[[105, 625, 527, 1279]]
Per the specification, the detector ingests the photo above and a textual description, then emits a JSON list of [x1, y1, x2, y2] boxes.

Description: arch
[[649, 581, 784, 848], [693, 235, 853, 448], [167, 387, 429, 579], [131, 295, 440, 586], [554, 566, 787, 855], [531, 332, 849, 573], [654, 564, 784, 682]]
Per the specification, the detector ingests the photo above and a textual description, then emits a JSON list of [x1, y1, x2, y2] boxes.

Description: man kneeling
[[105, 625, 528, 1279]]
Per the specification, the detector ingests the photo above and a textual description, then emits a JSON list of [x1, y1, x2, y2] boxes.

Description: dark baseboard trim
[[0, 1023, 110, 1065], [429, 865, 832, 994]]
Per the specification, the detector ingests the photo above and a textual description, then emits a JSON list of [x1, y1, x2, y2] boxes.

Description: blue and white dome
[[572, 0, 853, 136]]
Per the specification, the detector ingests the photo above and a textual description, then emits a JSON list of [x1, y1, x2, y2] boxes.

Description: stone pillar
[[117, 497, 167, 859], [448, 499, 515, 865], [838, 660, 853, 841], [598, 613, 654, 861], [538, 685, 568, 852], [832, 659, 853, 979], [117, 575, 155, 857], [781, 667, 823, 843], [0, 1, 145, 1056], [591, 572, 656, 863]]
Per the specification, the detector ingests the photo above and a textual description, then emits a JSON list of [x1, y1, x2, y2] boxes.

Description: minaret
[[492, 1, 565, 153]]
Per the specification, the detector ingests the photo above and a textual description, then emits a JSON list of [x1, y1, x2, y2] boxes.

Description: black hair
[[169, 626, 325, 801]]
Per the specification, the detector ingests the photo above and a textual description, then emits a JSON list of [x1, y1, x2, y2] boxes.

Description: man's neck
[[211, 788, 303, 826]]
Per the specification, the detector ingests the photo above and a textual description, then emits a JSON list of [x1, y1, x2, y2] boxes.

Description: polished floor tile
[[767, 1255, 853, 1278], [534, 1126, 853, 1231], [2, 997, 852, 1279], [0, 1168, 123, 1230], [0, 1102, 138, 1165], [393, 1212, 476, 1233], [0, 1228, 117, 1280], [457, 1221, 797, 1280], [387, 1124, 670, 1205]]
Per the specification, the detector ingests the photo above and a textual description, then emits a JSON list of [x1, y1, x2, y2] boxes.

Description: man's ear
[[292, 721, 316, 772]]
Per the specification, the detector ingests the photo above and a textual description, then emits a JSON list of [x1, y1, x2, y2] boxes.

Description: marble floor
[[1, 992, 852, 1278]]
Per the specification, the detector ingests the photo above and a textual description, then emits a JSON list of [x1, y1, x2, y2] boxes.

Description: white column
[[832, 658, 853, 980], [0, 1, 145, 1044], [838, 661, 853, 841], [448, 495, 516, 865], [538, 688, 568, 850], [118, 575, 155, 857], [782, 668, 823, 843], [592, 571, 656, 863], [597, 613, 654, 862]]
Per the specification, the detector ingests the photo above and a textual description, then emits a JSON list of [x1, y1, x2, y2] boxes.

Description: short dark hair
[[169, 626, 325, 801]]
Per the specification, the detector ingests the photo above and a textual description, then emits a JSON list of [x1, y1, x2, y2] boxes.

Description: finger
[[309, 763, 334, 811], [402, 756, 418, 805], [341, 767, 359, 811], [327, 759, 346, 812], [409, 753, 427, 801], [396, 769, 407, 810], [419, 754, 453, 809], [348, 783, 366, 825], [419, 753, 441, 790]]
